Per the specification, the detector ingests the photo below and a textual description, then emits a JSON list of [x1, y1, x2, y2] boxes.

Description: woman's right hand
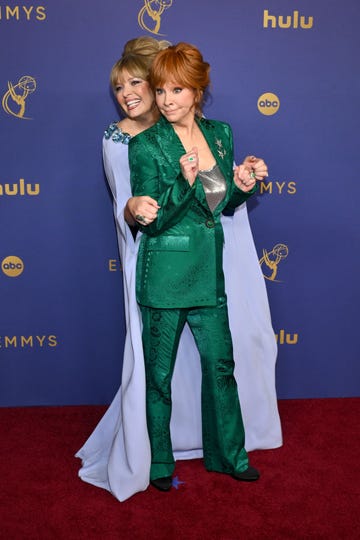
[[179, 147, 199, 186], [125, 196, 160, 226]]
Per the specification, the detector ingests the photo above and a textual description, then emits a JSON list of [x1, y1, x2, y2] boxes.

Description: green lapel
[[153, 116, 209, 212], [152, 115, 233, 215], [153, 115, 184, 172]]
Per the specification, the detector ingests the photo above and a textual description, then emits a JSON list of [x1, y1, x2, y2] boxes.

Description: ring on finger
[[188, 156, 195, 162], [249, 171, 256, 179], [136, 214, 147, 224]]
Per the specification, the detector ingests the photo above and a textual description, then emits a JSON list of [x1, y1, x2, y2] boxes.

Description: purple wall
[[1, 0, 359, 405]]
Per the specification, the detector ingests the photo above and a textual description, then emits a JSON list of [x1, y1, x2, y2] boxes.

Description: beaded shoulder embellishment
[[104, 122, 131, 144]]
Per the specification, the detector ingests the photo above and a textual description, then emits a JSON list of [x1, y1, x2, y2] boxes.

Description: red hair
[[149, 42, 210, 114]]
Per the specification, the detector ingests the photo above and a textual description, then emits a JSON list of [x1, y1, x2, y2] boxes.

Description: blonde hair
[[110, 36, 171, 90], [149, 42, 210, 115]]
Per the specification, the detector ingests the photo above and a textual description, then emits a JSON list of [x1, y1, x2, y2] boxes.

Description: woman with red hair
[[129, 42, 270, 491]]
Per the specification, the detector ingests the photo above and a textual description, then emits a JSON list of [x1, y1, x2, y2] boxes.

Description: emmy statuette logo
[[257, 93, 280, 116], [1, 256, 24, 277], [259, 243, 289, 282], [2, 75, 37, 119], [138, 0, 173, 35]]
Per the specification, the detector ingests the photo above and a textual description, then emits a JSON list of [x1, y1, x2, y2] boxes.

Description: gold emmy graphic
[[2, 75, 36, 119], [259, 243, 289, 282], [138, 0, 173, 35]]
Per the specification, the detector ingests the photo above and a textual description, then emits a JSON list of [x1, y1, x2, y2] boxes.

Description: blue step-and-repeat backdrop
[[1, 1, 359, 406]]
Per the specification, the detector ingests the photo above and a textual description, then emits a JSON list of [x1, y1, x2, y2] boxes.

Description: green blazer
[[129, 115, 257, 308]]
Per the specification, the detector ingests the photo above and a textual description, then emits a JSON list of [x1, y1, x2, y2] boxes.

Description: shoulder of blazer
[[129, 116, 185, 180], [198, 117, 232, 136], [129, 115, 176, 150], [197, 117, 233, 153], [129, 120, 158, 147]]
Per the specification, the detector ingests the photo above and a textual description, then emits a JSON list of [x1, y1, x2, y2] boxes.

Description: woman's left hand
[[233, 155, 268, 192], [243, 155, 268, 180]]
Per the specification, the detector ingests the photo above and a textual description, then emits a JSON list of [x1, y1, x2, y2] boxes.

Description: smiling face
[[114, 68, 155, 121], [155, 82, 196, 125]]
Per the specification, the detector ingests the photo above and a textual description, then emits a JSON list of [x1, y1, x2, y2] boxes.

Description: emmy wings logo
[[259, 243, 289, 282], [2, 75, 37, 119], [138, 0, 173, 35]]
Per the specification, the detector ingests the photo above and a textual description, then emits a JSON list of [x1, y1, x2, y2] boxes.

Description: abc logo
[[1, 256, 24, 277], [257, 93, 280, 116]]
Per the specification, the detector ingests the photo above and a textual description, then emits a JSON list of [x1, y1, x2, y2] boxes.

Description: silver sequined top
[[198, 164, 227, 213]]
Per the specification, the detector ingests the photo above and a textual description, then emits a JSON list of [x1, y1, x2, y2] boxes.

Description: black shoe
[[231, 466, 260, 482], [150, 476, 173, 491]]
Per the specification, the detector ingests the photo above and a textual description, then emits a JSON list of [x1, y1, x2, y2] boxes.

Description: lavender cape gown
[[76, 126, 282, 501]]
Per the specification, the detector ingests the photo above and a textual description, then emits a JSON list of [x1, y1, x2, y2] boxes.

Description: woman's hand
[[179, 147, 199, 186], [243, 155, 268, 180], [125, 196, 160, 226], [233, 155, 268, 192]]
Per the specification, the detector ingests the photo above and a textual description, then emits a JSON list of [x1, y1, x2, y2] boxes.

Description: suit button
[[205, 219, 215, 228]]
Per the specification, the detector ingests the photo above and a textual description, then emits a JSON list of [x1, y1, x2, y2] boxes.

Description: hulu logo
[[0, 178, 40, 196], [263, 10, 313, 29], [275, 330, 299, 345]]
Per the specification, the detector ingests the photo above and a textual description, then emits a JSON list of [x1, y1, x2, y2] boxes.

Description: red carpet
[[1, 398, 359, 539]]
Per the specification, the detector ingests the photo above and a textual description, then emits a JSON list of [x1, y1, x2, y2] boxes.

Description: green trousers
[[140, 297, 249, 481]]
